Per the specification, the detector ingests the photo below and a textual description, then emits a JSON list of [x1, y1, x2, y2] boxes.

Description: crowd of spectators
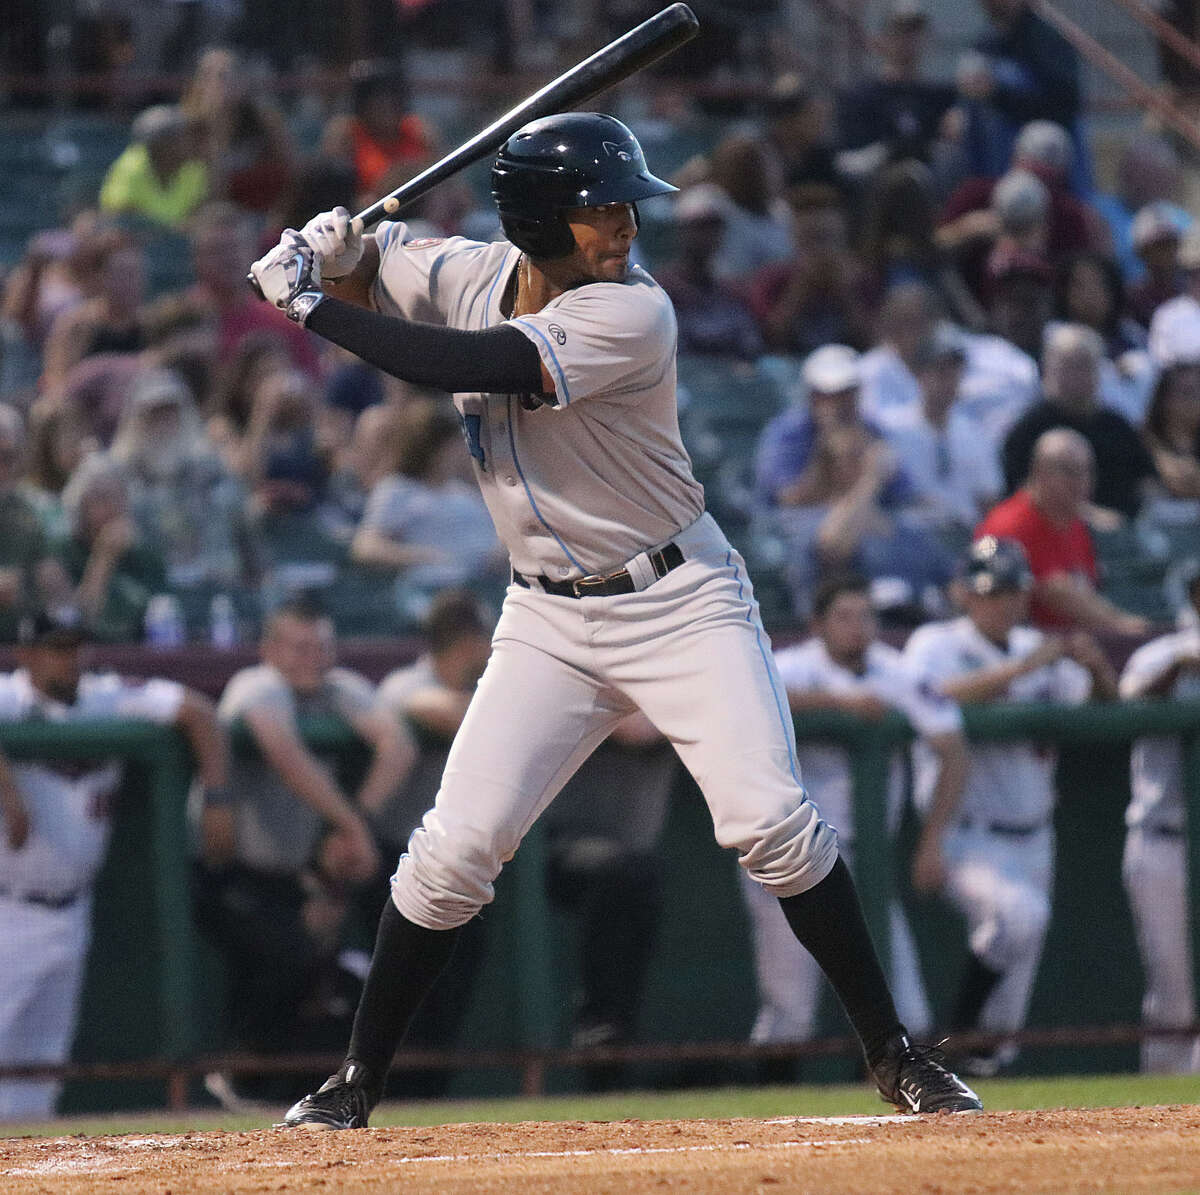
[[5, 0, 1200, 1117]]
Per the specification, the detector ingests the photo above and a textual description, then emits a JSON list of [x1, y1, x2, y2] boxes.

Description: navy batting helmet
[[960, 536, 1034, 596], [491, 113, 677, 260]]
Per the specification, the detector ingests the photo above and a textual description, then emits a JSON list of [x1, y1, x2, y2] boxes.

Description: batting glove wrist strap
[[287, 290, 326, 326]]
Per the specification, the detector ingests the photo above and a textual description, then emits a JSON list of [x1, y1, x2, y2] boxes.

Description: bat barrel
[[352, 3, 698, 230]]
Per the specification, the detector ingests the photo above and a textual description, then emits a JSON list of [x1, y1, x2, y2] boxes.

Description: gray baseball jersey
[[0, 670, 184, 897], [772, 638, 963, 839], [904, 617, 1091, 826], [1119, 627, 1200, 832], [370, 224, 704, 580], [219, 663, 376, 874]]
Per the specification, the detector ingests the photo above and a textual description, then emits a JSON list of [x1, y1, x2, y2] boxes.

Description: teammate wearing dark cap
[[904, 537, 1115, 1073]]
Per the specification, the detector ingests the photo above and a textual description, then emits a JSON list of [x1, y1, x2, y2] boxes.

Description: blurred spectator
[[957, 1, 1084, 185], [1119, 563, 1200, 1074], [181, 47, 297, 216], [1149, 230, 1200, 367], [1054, 252, 1145, 359], [858, 162, 985, 329], [320, 59, 435, 209], [904, 535, 1114, 1076], [655, 186, 764, 360], [326, 403, 406, 538], [106, 367, 259, 625], [939, 121, 1105, 304], [1091, 137, 1189, 285], [1128, 203, 1186, 329], [739, 571, 965, 1053], [977, 428, 1151, 634], [56, 455, 166, 643], [749, 185, 872, 355], [21, 404, 96, 540], [237, 367, 327, 494], [98, 105, 209, 230], [51, 353, 142, 450], [0, 609, 225, 1121], [0, 406, 72, 643], [861, 279, 1038, 453], [858, 281, 939, 427], [186, 202, 322, 377], [882, 323, 1003, 544], [206, 332, 295, 470], [1002, 324, 1157, 519], [1143, 363, 1200, 502], [986, 249, 1054, 360], [351, 399, 504, 616], [705, 133, 794, 284], [40, 231, 147, 394], [195, 599, 410, 1094], [837, 1, 957, 170], [1051, 252, 1153, 425], [754, 345, 953, 619], [762, 75, 843, 193], [984, 170, 1051, 292]]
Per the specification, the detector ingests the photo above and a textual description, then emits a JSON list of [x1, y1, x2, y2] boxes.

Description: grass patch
[[3, 1074, 1198, 1140]]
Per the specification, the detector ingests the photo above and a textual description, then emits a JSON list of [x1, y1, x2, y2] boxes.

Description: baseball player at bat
[[250, 112, 981, 1128]]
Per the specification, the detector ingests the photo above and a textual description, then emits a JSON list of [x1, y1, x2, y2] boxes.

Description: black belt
[[959, 819, 1047, 838], [514, 542, 685, 599], [0, 886, 82, 910]]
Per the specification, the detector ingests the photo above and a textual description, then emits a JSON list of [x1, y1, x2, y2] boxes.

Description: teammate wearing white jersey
[[251, 112, 981, 1126], [1119, 566, 1200, 1073], [0, 611, 228, 1121], [740, 573, 967, 1052], [903, 537, 1115, 1073]]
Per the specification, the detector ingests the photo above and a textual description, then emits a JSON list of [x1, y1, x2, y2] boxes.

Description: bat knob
[[246, 270, 265, 299]]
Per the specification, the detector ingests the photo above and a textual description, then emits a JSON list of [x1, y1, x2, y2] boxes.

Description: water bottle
[[145, 594, 185, 648], [209, 593, 237, 650]]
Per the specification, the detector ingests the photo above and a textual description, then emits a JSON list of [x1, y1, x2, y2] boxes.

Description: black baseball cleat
[[278, 1061, 376, 1130], [871, 1034, 983, 1114]]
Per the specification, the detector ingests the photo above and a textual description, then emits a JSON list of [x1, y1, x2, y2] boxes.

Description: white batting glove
[[248, 234, 326, 325], [298, 206, 363, 280]]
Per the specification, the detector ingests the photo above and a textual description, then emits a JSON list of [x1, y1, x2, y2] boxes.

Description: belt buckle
[[572, 573, 607, 597]]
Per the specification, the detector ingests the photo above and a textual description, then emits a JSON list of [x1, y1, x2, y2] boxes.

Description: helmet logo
[[602, 140, 633, 161]]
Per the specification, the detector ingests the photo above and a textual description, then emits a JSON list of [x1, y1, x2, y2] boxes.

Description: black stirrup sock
[[345, 897, 462, 1101], [777, 856, 905, 1069]]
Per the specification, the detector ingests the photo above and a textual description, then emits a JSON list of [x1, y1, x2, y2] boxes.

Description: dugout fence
[[3, 699, 1200, 1110]]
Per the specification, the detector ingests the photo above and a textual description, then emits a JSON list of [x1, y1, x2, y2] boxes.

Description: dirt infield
[[3, 1105, 1200, 1194]]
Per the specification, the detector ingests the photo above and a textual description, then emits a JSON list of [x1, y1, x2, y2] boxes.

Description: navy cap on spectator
[[959, 536, 1033, 596], [18, 608, 88, 649]]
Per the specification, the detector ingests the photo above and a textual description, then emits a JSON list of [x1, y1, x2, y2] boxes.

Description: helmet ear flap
[[498, 211, 576, 260]]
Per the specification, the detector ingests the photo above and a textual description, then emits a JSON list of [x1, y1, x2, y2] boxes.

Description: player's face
[[819, 591, 877, 667], [562, 203, 638, 284], [263, 614, 336, 694], [965, 587, 1028, 640], [21, 644, 83, 704]]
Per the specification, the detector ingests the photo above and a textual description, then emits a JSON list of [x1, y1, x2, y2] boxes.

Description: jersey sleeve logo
[[547, 323, 567, 345], [403, 237, 445, 249]]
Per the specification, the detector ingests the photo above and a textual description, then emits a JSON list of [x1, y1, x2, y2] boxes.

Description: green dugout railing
[[2, 699, 1199, 1072]]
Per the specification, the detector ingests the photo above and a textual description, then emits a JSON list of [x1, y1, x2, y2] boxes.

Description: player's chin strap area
[[514, 542, 685, 598]]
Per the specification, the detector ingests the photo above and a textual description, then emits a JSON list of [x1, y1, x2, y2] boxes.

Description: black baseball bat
[[248, 4, 698, 294]]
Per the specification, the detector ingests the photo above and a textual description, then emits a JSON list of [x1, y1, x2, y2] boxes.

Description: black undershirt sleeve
[[305, 296, 548, 396]]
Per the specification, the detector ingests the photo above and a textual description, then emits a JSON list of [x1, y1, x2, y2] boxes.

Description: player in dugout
[[249, 111, 983, 1127]]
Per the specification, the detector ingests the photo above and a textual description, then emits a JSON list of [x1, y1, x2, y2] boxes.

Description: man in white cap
[[1128, 202, 1186, 327]]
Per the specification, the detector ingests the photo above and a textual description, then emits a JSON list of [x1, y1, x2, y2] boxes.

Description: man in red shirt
[[976, 427, 1150, 635]]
